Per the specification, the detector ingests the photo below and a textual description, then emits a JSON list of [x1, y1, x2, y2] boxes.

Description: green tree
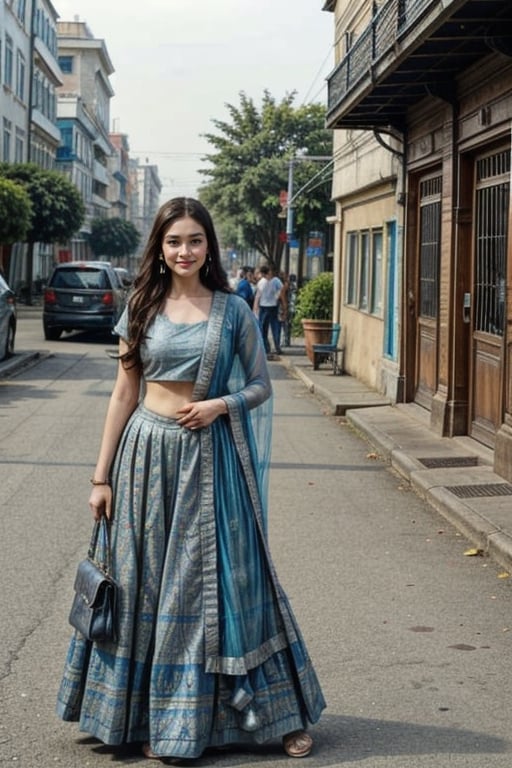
[[199, 90, 333, 270], [88, 217, 141, 262], [0, 163, 85, 303], [0, 176, 32, 244]]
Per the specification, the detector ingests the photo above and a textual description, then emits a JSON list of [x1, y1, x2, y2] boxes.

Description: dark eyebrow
[[167, 232, 204, 238]]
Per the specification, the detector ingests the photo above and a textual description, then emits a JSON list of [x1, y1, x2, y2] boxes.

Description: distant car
[[43, 261, 126, 340], [114, 267, 134, 288], [0, 274, 16, 360]]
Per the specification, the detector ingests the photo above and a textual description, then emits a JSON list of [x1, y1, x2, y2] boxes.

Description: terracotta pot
[[301, 319, 334, 363]]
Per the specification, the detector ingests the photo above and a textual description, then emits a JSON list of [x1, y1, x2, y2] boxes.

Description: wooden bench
[[312, 322, 344, 375]]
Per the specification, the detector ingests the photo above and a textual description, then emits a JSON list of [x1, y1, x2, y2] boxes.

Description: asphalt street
[[1, 316, 512, 766]]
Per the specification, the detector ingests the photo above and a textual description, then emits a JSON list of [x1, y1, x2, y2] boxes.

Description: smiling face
[[161, 216, 208, 281]]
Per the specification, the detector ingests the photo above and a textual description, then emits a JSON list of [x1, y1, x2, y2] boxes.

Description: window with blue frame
[[57, 126, 73, 160], [59, 56, 73, 74]]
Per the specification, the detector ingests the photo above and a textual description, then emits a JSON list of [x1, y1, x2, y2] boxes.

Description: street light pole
[[285, 159, 295, 274], [284, 154, 333, 277]]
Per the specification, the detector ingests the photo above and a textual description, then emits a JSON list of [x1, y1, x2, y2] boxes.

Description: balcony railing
[[327, 0, 442, 119]]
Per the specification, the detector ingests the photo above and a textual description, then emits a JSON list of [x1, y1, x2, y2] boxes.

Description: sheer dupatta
[[193, 292, 325, 724]]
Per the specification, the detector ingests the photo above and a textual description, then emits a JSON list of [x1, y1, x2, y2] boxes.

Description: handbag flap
[[73, 557, 114, 607]]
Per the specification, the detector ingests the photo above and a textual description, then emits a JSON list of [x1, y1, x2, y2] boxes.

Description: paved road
[[1, 318, 512, 766]]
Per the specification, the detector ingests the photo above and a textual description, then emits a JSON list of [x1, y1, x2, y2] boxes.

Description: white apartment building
[[56, 19, 115, 260], [1, 0, 62, 287]]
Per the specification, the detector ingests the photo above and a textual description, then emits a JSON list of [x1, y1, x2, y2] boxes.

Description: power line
[[301, 44, 333, 104]]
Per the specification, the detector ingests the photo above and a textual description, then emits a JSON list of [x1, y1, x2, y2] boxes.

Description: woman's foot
[[142, 743, 159, 759], [283, 730, 313, 758]]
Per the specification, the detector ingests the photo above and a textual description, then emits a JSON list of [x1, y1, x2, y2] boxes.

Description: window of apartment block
[[16, 50, 25, 101], [33, 70, 40, 108], [15, 127, 24, 162], [4, 36, 13, 89], [3, 119, 12, 161], [59, 126, 72, 156], [16, 0, 26, 24], [58, 56, 73, 74]]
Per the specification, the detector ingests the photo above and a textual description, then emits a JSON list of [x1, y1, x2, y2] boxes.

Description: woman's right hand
[[89, 484, 113, 521]]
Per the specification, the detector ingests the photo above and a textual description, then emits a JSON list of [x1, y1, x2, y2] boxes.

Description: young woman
[[56, 197, 325, 760]]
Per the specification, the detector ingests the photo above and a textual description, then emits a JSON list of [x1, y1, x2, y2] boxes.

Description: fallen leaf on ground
[[464, 547, 484, 556], [497, 572, 510, 579], [366, 452, 379, 459]]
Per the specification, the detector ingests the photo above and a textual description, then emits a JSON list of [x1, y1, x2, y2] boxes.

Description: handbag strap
[[87, 516, 112, 574]]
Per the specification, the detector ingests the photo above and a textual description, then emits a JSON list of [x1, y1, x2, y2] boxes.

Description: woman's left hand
[[176, 398, 227, 430]]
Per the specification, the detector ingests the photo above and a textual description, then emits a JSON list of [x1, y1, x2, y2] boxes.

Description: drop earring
[[159, 255, 166, 275], [204, 255, 211, 278]]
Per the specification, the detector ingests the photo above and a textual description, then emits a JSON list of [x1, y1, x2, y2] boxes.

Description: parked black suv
[[43, 261, 127, 340]]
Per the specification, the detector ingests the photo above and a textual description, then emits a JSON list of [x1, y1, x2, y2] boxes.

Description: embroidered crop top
[[114, 308, 207, 382]]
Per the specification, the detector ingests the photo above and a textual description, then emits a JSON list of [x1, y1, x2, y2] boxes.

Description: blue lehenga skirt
[[56, 405, 325, 759]]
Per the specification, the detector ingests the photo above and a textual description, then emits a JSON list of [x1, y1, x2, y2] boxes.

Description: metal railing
[[327, 0, 439, 116]]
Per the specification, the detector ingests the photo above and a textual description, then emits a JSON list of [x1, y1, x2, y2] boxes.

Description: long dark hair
[[121, 197, 230, 369]]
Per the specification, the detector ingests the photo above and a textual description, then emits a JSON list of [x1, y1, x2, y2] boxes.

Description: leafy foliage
[[88, 217, 141, 259], [292, 272, 334, 335], [0, 163, 84, 243], [0, 177, 32, 244], [199, 91, 333, 268]]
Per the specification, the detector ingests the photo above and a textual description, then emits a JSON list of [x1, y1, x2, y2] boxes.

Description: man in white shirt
[[253, 264, 283, 356]]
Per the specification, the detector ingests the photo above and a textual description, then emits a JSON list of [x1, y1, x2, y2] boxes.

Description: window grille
[[474, 150, 510, 336], [419, 175, 441, 318]]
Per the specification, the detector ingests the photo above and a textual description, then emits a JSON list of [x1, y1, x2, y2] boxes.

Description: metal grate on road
[[418, 456, 479, 469], [446, 483, 512, 498]]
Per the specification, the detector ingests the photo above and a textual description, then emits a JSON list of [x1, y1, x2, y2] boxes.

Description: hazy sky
[[55, 0, 334, 199]]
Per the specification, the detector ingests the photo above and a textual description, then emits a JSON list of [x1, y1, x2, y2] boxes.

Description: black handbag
[[68, 516, 118, 642]]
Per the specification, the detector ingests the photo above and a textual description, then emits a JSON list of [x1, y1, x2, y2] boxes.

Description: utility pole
[[284, 159, 295, 275], [284, 155, 332, 277]]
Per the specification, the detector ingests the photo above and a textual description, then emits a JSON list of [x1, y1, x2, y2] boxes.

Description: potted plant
[[292, 272, 334, 363]]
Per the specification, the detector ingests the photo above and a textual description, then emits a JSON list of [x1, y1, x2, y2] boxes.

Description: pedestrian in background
[[235, 265, 255, 307], [253, 264, 283, 357], [56, 197, 325, 761]]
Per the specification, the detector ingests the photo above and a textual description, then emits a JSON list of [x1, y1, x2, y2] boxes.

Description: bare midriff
[[144, 380, 195, 418]]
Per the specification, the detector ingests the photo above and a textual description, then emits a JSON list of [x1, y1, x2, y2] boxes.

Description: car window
[[51, 268, 110, 290]]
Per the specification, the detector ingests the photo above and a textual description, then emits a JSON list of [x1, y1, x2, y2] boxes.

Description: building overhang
[[326, 0, 512, 132]]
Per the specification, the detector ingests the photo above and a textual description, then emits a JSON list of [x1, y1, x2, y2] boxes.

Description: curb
[[284, 359, 512, 574], [347, 408, 512, 572], [0, 351, 46, 379], [281, 359, 347, 415]]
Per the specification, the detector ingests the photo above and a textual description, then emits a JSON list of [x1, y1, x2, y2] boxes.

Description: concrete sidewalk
[[279, 343, 512, 573]]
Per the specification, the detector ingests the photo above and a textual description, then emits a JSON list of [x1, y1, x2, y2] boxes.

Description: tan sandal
[[283, 730, 313, 758]]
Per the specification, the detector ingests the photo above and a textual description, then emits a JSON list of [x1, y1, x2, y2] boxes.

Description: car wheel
[[44, 325, 62, 340], [5, 321, 15, 357]]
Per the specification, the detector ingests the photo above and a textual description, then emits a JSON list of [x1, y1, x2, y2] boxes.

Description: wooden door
[[470, 149, 509, 446], [415, 174, 442, 409]]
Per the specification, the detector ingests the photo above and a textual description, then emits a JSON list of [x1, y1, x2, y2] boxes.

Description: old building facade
[[324, 0, 512, 481]]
